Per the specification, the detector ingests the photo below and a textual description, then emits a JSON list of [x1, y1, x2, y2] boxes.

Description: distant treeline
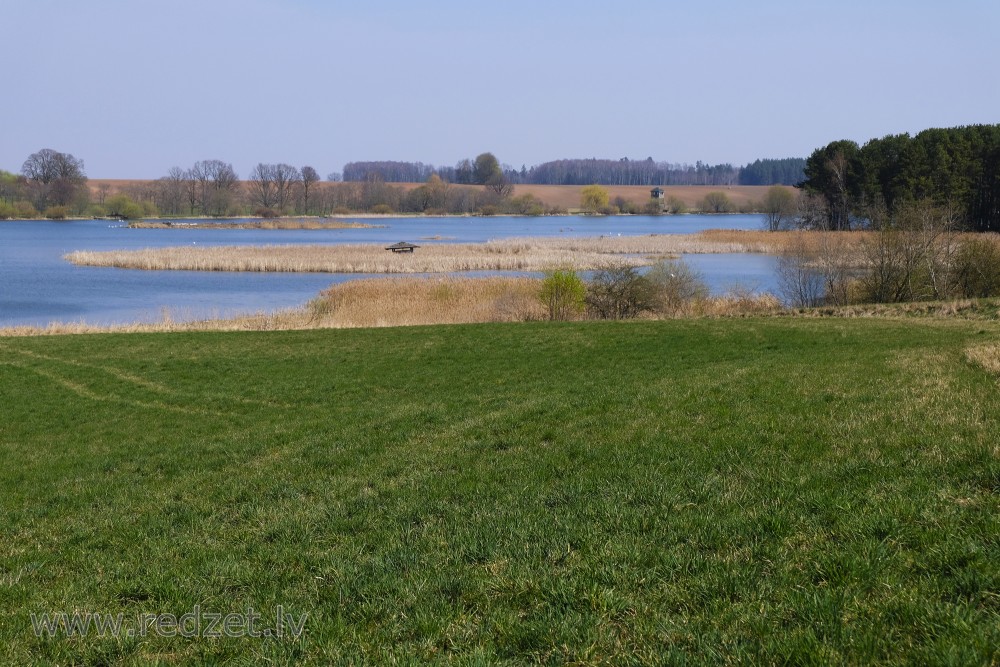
[[800, 124, 1000, 232], [739, 158, 808, 186], [343, 157, 805, 187]]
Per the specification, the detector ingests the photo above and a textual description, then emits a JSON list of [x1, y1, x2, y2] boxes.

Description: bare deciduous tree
[[273, 163, 300, 212], [761, 186, 797, 231], [193, 159, 239, 216], [486, 172, 513, 198], [156, 167, 188, 216], [300, 166, 319, 214], [248, 163, 278, 210]]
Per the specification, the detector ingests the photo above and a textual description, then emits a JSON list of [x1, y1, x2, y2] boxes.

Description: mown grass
[[0, 319, 998, 665]]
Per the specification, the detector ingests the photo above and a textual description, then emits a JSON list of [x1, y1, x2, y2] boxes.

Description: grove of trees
[[20, 148, 88, 214], [739, 158, 806, 186], [800, 125, 1000, 232]]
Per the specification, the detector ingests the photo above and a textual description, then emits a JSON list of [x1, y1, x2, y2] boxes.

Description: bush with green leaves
[[580, 184, 610, 213], [105, 194, 145, 220], [539, 269, 586, 321]]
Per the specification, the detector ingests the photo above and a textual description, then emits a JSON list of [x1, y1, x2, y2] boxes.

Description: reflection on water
[[0, 215, 776, 326]]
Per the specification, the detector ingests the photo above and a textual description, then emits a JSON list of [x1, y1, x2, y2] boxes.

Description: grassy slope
[[0, 319, 997, 665]]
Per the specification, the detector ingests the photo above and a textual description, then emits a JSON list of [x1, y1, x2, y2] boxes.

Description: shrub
[[255, 207, 279, 219], [951, 237, 1000, 298], [645, 259, 709, 315], [699, 191, 733, 213], [14, 201, 39, 219], [106, 195, 145, 220], [613, 196, 640, 215], [0, 201, 14, 219], [581, 185, 610, 213], [477, 205, 499, 216], [857, 204, 957, 303], [643, 200, 664, 216], [539, 269, 586, 321], [777, 250, 825, 308], [44, 205, 69, 220], [586, 262, 657, 319], [665, 195, 687, 214], [370, 204, 393, 215]]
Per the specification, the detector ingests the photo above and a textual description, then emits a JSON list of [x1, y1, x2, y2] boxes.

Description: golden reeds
[[308, 276, 546, 328], [62, 231, 825, 274], [70, 230, 953, 275], [0, 276, 791, 338], [64, 240, 650, 273], [127, 218, 379, 230]]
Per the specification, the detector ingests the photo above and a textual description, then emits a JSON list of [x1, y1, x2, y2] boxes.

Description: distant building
[[385, 241, 419, 253], [650, 187, 665, 200]]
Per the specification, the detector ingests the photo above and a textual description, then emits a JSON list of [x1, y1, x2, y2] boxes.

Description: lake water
[[0, 215, 779, 327]]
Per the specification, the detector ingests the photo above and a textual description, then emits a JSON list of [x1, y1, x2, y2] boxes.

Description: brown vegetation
[[127, 218, 379, 230], [7, 275, 999, 339], [308, 277, 545, 327], [965, 343, 1000, 375], [64, 240, 643, 273], [0, 276, 783, 337], [63, 231, 872, 274]]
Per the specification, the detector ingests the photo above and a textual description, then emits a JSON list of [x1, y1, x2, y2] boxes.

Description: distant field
[[88, 180, 781, 211], [1, 318, 997, 663], [512, 184, 774, 210]]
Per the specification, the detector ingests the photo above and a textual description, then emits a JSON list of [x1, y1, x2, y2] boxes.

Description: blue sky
[[3, 0, 997, 178]]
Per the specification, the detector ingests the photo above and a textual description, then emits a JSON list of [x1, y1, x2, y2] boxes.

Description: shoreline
[[1, 210, 756, 223], [2, 275, 994, 337]]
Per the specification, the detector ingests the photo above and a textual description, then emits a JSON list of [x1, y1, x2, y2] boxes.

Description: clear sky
[[3, 0, 998, 179]]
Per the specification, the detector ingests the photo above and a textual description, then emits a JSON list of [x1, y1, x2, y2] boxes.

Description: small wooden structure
[[386, 241, 420, 253], [650, 187, 665, 200]]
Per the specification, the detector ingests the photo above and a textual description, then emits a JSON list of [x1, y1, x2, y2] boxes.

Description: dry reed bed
[[309, 276, 546, 327], [0, 277, 785, 337], [128, 219, 378, 230], [64, 241, 649, 273], [0, 277, 543, 336], [64, 231, 860, 274], [0, 310, 310, 337]]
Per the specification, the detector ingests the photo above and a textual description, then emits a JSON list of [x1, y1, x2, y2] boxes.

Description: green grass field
[[1, 319, 997, 665]]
